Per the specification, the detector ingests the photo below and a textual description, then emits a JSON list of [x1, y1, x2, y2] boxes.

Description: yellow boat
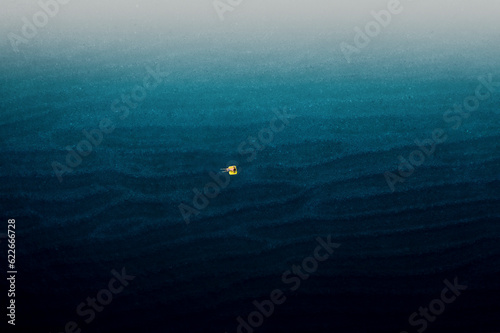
[[221, 165, 237, 175]]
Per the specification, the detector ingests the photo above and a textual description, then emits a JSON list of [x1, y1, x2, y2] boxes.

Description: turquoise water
[[1, 33, 499, 332]]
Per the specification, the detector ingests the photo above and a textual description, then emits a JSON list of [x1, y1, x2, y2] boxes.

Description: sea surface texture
[[1, 1, 500, 332]]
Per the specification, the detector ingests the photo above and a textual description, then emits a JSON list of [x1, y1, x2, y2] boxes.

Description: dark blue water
[[1, 36, 499, 333]]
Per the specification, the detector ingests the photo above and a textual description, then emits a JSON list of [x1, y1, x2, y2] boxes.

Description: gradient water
[[1, 1, 500, 332]]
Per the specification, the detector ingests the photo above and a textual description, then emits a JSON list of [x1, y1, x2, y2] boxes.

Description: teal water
[[1, 35, 499, 332]]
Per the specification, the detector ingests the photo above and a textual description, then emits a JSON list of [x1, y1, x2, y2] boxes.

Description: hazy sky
[[2, 0, 500, 51]]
